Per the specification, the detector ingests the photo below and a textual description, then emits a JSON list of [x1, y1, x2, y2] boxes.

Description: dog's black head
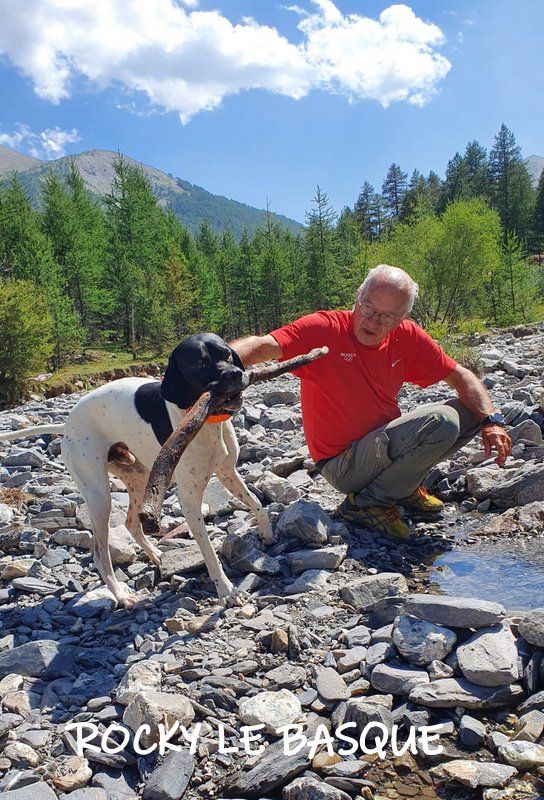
[[161, 333, 245, 410]]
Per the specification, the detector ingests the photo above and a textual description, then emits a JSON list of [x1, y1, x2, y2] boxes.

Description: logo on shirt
[[341, 352, 357, 363], [392, 359, 401, 368]]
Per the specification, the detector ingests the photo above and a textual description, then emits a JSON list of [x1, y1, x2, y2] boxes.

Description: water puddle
[[429, 518, 544, 611]]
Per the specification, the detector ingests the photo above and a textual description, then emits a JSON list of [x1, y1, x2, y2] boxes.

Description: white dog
[[0, 334, 273, 607]]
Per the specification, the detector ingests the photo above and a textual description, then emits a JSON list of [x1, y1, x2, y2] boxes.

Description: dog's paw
[[115, 583, 139, 609], [219, 583, 249, 608]]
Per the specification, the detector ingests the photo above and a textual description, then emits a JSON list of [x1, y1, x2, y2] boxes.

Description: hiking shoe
[[336, 494, 411, 540], [401, 486, 444, 516]]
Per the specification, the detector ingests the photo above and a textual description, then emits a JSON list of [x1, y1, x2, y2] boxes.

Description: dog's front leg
[[179, 482, 244, 606]]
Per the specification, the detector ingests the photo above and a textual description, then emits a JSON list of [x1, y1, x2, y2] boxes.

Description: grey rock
[[432, 760, 517, 789], [0, 641, 81, 678], [315, 668, 350, 702], [222, 532, 280, 575], [239, 689, 303, 735], [512, 709, 544, 742], [409, 677, 523, 709], [518, 607, 544, 647], [256, 472, 302, 504], [403, 594, 506, 629], [288, 545, 347, 574], [2, 782, 58, 800], [370, 663, 429, 695], [160, 541, 216, 579], [456, 626, 520, 686], [340, 573, 408, 612], [11, 576, 59, 596], [202, 476, 235, 517], [285, 569, 331, 595], [282, 775, 351, 800], [518, 689, 544, 714], [508, 419, 543, 445], [498, 740, 544, 770], [66, 587, 116, 619], [225, 735, 310, 796], [275, 500, 331, 545], [142, 751, 195, 800], [467, 461, 544, 507], [458, 714, 486, 749], [392, 615, 456, 666], [265, 664, 306, 688], [59, 790, 108, 799], [344, 698, 394, 735]]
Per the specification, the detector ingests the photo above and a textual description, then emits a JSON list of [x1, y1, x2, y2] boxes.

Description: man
[[232, 265, 511, 540]]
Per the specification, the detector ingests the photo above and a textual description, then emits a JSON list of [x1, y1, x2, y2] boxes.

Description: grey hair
[[355, 264, 419, 315]]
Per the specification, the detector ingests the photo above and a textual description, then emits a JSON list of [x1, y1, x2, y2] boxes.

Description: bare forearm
[[229, 334, 282, 367], [447, 367, 495, 421]]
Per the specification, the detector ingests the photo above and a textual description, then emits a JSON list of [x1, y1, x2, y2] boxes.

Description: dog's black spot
[[134, 382, 173, 445]]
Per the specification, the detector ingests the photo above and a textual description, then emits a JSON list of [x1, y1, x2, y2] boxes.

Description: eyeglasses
[[356, 298, 399, 327]]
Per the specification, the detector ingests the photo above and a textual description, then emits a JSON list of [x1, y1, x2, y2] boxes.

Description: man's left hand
[[482, 425, 512, 467]]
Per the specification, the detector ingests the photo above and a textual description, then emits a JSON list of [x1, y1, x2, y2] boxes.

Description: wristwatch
[[481, 412, 505, 428]]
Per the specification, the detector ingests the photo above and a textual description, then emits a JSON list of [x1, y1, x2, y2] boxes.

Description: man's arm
[[230, 334, 283, 368], [443, 364, 511, 466]]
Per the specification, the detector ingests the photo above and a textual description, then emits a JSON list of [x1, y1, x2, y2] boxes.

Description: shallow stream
[[429, 516, 544, 611]]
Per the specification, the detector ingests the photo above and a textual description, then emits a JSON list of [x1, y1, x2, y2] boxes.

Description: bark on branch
[[139, 346, 328, 535]]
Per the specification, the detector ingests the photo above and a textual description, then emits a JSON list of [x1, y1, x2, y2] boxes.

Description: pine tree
[[464, 140, 492, 198], [489, 124, 535, 243], [304, 186, 338, 310], [104, 156, 168, 355], [531, 171, 544, 260], [441, 153, 470, 207], [354, 182, 376, 240], [381, 164, 408, 219]]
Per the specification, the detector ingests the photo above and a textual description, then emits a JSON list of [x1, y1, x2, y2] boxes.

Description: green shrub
[[0, 280, 53, 408]]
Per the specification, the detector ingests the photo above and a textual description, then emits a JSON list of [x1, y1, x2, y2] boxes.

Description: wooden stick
[[138, 345, 328, 534]]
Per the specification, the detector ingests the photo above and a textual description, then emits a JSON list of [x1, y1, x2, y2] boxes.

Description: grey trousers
[[320, 398, 481, 508]]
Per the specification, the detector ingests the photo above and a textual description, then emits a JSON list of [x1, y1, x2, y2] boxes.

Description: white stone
[[239, 689, 303, 735]]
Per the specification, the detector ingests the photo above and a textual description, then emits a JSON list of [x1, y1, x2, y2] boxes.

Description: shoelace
[[382, 506, 400, 522], [415, 486, 431, 499]]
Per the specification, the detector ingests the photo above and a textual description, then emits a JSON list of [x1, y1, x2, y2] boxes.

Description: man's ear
[[230, 347, 245, 371]]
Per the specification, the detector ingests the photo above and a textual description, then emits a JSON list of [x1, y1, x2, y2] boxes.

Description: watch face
[[487, 412, 505, 425]]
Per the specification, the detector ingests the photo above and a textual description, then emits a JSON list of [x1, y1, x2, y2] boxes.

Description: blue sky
[[0, 0, 542, 223]]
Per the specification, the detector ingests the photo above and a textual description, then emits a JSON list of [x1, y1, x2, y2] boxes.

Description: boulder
[[340, 573, 408, 612], [392, 615, 456, 666], [456, 626, 520, 686], [403, 594, 506, 629], [409, 678, 523, 709]]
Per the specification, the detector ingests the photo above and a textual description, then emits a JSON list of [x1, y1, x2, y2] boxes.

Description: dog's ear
[[161, 352, 195, 409], [230, 346, 245, 372]]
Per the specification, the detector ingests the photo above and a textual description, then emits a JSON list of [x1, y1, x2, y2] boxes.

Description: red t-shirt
[[270, 310, 457, 463]]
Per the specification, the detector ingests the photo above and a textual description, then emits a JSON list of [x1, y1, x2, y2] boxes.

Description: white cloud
[[0, 123, 80, 158], [0, 0, 451, 123]]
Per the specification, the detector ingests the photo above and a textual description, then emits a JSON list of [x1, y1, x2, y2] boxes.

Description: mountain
[[0, 147, 303, 237], [0, 145, 43, 175], [525, 154, 544, 187]]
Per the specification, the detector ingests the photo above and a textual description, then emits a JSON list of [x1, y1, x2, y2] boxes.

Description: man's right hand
[[482, 424, 512, 467]]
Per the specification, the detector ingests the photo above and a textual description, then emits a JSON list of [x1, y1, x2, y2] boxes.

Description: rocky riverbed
[[0, 323, 543, 800]]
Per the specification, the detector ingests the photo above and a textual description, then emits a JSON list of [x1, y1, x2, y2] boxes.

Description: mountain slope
[[2, 148, 302, 237], [525, 154, 544, 187], [0, 145, 43, 175]]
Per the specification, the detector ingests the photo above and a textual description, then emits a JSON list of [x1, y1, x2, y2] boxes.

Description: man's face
[[352, 284, 409, 346]]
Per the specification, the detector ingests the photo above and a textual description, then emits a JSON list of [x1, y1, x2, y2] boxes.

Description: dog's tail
[[0, 424, 65, 443]]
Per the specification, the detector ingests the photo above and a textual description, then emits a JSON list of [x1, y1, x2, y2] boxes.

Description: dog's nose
[[212, 366, 244, 393]]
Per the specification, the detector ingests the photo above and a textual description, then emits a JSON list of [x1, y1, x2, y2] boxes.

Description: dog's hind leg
[[62, 443, 136, 607], [109, 459, 162, 567]]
